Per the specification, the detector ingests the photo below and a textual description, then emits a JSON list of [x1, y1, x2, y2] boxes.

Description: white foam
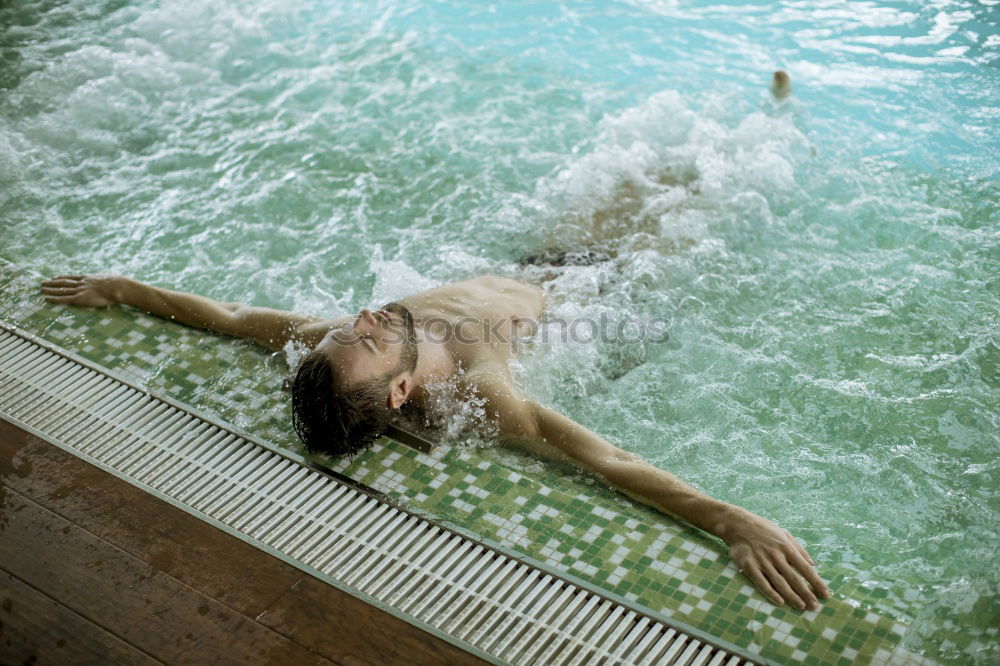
[[532, 89, 812, 251], [283, 338, 311, 371], [367, 244, 437, 306], [0, 134, 22, 183]]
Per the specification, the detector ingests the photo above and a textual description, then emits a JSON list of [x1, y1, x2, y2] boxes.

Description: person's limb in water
[[39, 274, 330, 351], [473, 370, 830, 611], [771, 70, 792, 100], [517, 247, 613, 268]]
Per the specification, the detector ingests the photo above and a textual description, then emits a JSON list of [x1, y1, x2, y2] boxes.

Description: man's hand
[[40, 274, 122, 308], [721, 507, 830, 610]]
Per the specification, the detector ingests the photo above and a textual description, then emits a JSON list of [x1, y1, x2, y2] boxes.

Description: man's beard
[[382, 301, 418, 375]]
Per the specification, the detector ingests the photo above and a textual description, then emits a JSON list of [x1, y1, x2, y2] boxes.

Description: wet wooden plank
[[0, 418, 302, 618], [258, 575, 490, 666], [0, 487, 337, 666], [0, 417, 488, 665], [0, 568, 164, 666]]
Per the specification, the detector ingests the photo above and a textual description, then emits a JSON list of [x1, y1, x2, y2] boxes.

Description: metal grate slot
[[509, 582, 577, 663], [0, 324, 758, 666]]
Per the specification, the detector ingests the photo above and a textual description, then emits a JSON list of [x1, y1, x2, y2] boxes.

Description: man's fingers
[[40, 286, 82, 295], [776, 557, 818, 610], [762, 561, 809, 611], [785, 529, 816, 566], [788, 549, 830, 599], [743, 564, 784, 607], [41, 278, 82, 288], [42, 295, 76, 304]]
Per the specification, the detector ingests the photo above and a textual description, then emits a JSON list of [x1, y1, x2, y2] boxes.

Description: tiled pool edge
[[0, 262, 935, 665], [0, 323, 759, 665]]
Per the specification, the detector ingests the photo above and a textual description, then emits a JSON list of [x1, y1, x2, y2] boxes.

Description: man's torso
[[397, 275, 545, 375]]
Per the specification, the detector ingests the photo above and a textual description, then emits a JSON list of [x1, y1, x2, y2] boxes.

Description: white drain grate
[[0, 323, 758, 666]]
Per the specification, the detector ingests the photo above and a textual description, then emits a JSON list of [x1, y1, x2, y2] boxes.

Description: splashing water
[[1, 1, 997, 662]]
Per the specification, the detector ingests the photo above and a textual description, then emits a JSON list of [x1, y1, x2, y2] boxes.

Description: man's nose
[[359, 309, 378, 328]]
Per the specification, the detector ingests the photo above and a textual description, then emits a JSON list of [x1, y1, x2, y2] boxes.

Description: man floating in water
[[40, 270, 831, 611]]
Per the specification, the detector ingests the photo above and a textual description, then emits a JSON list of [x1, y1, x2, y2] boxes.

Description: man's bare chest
[[399, 277, 544, 370], [399, 277, 543, 328]]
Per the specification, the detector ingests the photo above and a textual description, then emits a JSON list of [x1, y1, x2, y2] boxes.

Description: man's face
[[314, 302, 418, 386]]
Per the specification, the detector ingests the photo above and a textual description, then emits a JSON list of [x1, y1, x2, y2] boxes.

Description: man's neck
[[407, 337, 456, 407]]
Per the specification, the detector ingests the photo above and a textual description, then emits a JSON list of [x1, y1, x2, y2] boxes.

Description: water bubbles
[[402, 370, 498, 448], [1, 3, 996, 659], [283, 337, 311, 370]]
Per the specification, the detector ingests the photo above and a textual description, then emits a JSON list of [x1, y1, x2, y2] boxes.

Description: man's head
[[291, 302, 418, 457]]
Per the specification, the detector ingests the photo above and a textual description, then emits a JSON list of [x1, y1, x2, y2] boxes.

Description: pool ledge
[[0, 321, 758, 665]]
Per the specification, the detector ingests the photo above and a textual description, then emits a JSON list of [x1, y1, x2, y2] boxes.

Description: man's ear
[[387, 373, 413, 410]]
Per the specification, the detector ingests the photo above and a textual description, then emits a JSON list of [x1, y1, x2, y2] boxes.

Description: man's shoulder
[[459, 364, 539, 435], [461, 363, 515, 400]]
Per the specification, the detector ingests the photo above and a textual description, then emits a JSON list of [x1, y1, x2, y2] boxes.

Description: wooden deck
[[0, 417, 488, 665]]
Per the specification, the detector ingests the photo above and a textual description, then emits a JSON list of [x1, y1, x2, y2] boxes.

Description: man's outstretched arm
[[476, 374, 831, 611], [40, 274, 330, 351]]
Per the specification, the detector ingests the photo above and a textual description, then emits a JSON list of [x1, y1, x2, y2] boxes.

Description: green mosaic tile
[[0, 261, 947, 665]]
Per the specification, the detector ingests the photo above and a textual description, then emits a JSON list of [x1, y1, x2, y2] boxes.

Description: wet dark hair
[[290, 349, 393, 457]]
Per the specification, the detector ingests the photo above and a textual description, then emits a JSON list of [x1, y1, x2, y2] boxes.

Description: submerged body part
[[771, 70, 792, 99]]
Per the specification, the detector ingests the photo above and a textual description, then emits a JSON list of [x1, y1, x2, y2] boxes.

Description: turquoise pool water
[[1, 0, 997, 661]]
